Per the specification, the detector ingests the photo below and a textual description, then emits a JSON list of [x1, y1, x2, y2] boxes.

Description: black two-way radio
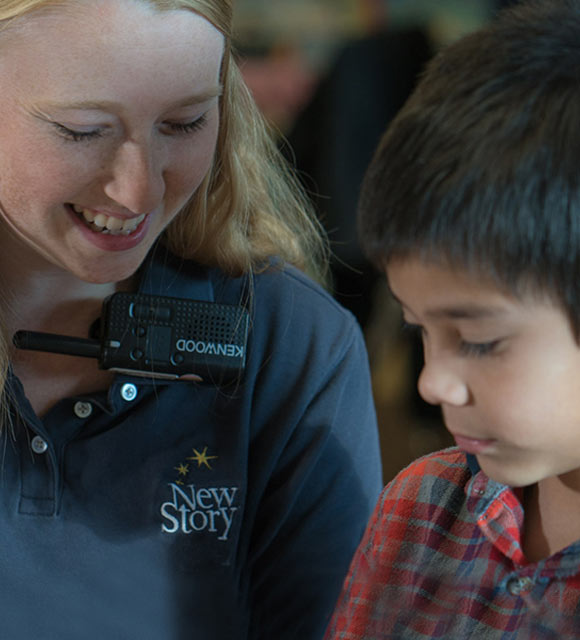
[[13, 292, 250, 383]]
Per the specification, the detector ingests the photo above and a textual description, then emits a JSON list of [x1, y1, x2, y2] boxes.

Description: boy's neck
[[523, 473, 580, 562]]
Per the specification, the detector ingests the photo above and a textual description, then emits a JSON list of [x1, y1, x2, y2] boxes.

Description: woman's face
[[0, 0, 224, 283]]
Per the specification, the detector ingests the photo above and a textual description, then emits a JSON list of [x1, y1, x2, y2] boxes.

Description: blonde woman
[[0, 0, 381, 638]]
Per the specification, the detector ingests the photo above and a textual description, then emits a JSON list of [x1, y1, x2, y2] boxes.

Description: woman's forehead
[[0, 1, 225, 111], [0, 0, 223, 57], [0, 0, 217, 37]]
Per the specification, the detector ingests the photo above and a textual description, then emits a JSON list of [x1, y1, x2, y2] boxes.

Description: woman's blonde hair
[[160, 1, 329, 282]]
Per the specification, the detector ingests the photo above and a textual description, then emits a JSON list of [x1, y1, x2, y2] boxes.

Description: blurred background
[[233, 0, 519, 483]]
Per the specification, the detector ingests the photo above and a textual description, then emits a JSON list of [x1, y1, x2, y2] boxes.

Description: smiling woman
[[0, 1, 381, 639], [0, 2, 224, 282]]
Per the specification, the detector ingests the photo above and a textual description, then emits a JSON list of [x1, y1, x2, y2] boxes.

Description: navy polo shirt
[[0, 248, 381, 639]]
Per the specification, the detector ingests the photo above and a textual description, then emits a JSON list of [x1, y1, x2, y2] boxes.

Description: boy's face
[[387, 256, 580, 488]]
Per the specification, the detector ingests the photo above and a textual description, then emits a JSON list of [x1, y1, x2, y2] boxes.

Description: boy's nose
[[103, 140, 165, 214], [417, 353, 469, 407]]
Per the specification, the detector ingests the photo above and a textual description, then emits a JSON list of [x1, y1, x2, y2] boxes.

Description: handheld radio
[[13, 292, 250, 383]]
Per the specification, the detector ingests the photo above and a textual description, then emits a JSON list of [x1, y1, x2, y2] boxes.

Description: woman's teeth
[[71, 204, 145, 235]]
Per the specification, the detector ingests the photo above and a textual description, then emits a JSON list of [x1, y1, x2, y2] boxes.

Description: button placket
[[19, 429, 56, 515]]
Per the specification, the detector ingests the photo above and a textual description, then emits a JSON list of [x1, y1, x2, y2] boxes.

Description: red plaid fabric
[[325, 448, 580, 639]]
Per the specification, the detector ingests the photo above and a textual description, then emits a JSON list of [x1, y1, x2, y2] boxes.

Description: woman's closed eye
[[52, 122, 104, 142], [163, 114, 208, 136], [52, 113, 209, 143]]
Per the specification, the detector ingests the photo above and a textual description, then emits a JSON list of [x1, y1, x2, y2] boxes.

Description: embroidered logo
[[187, 446, 218, 470], [161, 446, 239, 541]]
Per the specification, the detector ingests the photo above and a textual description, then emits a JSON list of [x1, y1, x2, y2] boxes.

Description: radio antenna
[[13, 331, 101, 359]]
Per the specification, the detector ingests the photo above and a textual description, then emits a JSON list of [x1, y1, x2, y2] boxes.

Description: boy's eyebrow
[[423, 305, 509, 320], [391, 294, 509, 320], [39, 87, 223, 112]]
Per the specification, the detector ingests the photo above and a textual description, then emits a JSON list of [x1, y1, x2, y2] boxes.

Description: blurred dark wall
[[494, 0, 521, 9], [287, 27, 433, 327]]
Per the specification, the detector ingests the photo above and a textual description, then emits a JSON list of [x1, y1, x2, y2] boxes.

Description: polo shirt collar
[[136, 243, 214, 302]]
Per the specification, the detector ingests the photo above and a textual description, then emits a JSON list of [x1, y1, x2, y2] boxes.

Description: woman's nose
[[103, 140, 165, 214], [417, 350, 469, 407]]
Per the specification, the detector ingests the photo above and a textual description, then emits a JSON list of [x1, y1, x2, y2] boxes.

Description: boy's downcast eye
[[401, 321, 499, 357], [458, 340, 499, 357]]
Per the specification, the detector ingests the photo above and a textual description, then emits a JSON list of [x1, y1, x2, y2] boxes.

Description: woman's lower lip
[[67, 205, 151, 252], [452, 434, 496, 454]]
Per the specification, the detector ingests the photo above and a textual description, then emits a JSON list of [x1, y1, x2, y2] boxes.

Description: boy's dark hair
[[358, 0, 580, 332]]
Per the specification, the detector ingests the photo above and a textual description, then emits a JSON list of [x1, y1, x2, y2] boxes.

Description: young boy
[[325, 1, 580, 637]]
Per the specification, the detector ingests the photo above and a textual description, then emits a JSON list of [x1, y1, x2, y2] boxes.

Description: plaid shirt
[[325, 447, 580, 639]]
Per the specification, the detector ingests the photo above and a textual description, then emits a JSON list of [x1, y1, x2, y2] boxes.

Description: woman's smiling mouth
[[69, 204, 146, 236]]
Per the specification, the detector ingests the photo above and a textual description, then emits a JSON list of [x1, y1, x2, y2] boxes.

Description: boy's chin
[[474, 454, 542, 488]]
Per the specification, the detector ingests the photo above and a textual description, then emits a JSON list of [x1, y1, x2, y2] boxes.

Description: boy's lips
[[451, 433, 497, 454]]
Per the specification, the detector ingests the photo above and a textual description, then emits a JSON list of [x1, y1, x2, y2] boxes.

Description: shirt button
[[31, 435, 48, 455], [120, 383, 138, 402], [507, 576, 534, 596], [73, 401, 93, 419]]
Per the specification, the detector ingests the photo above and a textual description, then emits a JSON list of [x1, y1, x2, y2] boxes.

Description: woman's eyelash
[[52, 114, 208, 142], [53, 122, 103, 142], [167, 115, 208, 135]]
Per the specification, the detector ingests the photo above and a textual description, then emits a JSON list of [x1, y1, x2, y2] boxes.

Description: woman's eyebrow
[[38, 87, 223, 112]]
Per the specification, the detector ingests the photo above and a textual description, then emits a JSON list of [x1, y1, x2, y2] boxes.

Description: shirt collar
[[466, 453, 481, 476], [136, 242, 214, 302]]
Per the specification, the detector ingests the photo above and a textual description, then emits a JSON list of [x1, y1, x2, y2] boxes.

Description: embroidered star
[[187, 446, 218, 469], [175, 463, 190, 477]]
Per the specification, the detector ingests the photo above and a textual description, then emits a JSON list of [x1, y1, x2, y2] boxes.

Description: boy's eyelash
[[401, 321, 499, 357], [458, 340, 499, 357]]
